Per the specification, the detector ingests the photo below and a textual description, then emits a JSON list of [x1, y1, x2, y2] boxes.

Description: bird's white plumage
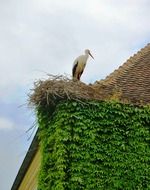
[[72, 49, 94, 81]]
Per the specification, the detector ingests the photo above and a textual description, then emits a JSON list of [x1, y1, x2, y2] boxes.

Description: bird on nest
[[72, 49, 94, 81]]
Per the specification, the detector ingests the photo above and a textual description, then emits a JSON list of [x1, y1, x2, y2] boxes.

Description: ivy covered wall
[[37, 100, 150, 190]]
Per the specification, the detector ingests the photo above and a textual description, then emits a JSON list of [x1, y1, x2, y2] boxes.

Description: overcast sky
[[0, 0, 150, 189]]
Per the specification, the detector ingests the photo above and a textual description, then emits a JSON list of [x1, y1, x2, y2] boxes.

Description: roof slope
[[11, 135, 38, 190], [95, 43, 150, 105]]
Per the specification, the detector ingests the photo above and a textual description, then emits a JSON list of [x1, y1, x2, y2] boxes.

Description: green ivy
[[37, 100, 150, 190]]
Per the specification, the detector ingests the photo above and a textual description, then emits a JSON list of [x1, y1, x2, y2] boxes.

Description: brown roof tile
[[95, 43, 150, 105]]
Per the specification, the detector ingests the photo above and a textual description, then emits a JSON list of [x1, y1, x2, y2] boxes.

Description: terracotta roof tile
[[95, 43, 150, 105]]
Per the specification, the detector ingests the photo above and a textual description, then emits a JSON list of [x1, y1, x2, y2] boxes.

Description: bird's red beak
[[89, 52, 94, 59]]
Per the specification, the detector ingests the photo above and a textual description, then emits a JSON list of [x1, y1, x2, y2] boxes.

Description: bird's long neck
[[84, 53, 89, 61]]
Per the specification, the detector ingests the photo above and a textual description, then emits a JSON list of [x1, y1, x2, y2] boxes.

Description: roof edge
[[100, 43, 150, 85], [11, 133, 39, 190]]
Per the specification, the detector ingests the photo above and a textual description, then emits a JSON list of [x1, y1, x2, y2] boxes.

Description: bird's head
[[85, 49, 94, 59]]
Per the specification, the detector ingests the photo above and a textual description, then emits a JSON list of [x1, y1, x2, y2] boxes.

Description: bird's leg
[[77, 74, 80, 80], [73, 77, 78, 81]]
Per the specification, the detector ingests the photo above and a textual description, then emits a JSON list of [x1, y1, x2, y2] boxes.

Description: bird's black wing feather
[[72, 61, 78, 77]]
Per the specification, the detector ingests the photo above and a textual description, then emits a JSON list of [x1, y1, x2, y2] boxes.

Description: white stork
[[72, 49, 94, 81]]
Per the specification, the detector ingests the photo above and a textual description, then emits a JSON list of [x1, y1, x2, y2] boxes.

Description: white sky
[[0, 0, 150, 189]]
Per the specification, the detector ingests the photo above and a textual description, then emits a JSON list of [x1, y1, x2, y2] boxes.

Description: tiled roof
[[95, 43, 150, 105]]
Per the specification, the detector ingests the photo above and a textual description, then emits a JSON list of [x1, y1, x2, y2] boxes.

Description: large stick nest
[[29, 75, 113, 107]]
